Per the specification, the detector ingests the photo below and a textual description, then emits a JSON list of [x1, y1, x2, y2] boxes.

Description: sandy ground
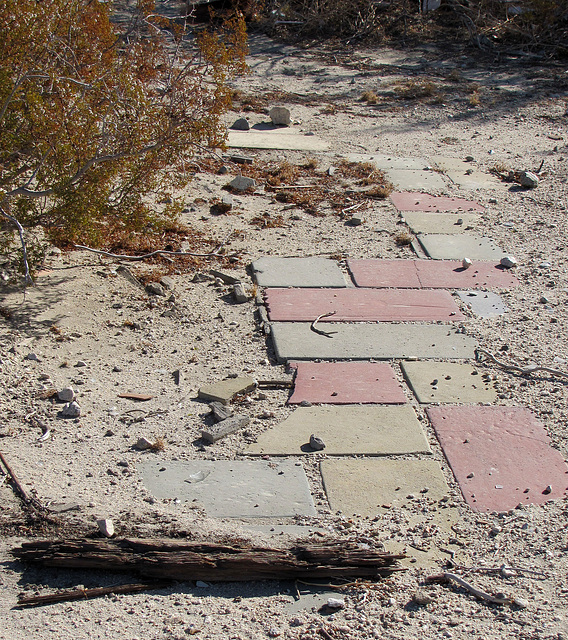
[[1, 31, 568, 640]]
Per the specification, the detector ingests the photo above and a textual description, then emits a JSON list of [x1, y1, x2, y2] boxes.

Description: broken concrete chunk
[[210, 269, 241, 285], [209, 401, 234, 422], [500, 255, 518, 268], [231, 117, 250, 131], [200, 414, 250, 443], [233, 283, 249, 303], [146, 281, 167, 297], [160, 276, 175, 291], [519, 170, 539, 188], [229, 176, 256, 192], [97, 518, 115, 537], [57, 386, 75, 402], [116, 265, 144, 289], [269, 106, 291, 126], [229, 154, 254, 165], [198, 377, 257, 405], [61, 401, 81, 418]]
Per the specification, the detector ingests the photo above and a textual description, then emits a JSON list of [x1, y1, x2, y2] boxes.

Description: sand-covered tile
[[427, 406, 568, 512], [417, 234, 506, 260], [251, 257, 346, 288], [432, 157, 502, 189], [401, 361, 497, 404], [228, 130, 329, 151], [288, 361, 407, 404], [345, 154, 428, 170], [385, 169, 446, 190], [264, 288, 464, 322], [401, 211, 480, 234], [391, 192, 484, 213], [140, 459, 316, 518], [457, 290, 507, 317], [321, 459, 449, 516], [246, 405, 430, 456], [270, 322, 477, 362]]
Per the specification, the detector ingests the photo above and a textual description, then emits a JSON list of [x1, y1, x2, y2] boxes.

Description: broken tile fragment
[[198, 377, 256, 405]]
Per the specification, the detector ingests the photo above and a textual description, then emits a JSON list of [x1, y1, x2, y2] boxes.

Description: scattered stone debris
[[211, 269, 241, 285], [209, 401, 233, 422], [269, 106, 291, 126], [229, 154, 253, 165]]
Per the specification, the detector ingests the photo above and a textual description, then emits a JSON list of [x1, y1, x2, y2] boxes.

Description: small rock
[[500, 256, 517, 268], [267, 628, 281, 638], [214, 194, 233, 214], [25, 352, 40, 361], [135, 436, 154, 450], [195, 580, 209, 588], [350, 215, 364, 226], [465, 155, 474, 162], [543, 485, 552, 495], [309, 434, 326, 451], [61, 401, 81, 418], [160, 276, 175, 291], [539, 295, 551, 304], [299, 400, 312, 407], [500, 566, 515, 578], [513, 597, 529, 609], [229, 176, 256, 192], [233, 283, 248, 303], [97, 518, 114, 537], [269, 106, 291, 126], [327, 166, 336, 176], [209, 401, 233, 422], [146, 281, 167, 297], [326, 598, 345, 610], [57, 387, 75, 402], [462, 257, 472, 269], [412, 591, 434, 606], [490, 525, 502, 536], [75, 360, 87, 367], [519, 170, 539, 188], [231, 117, 250, 131], [218, 165, 229, 175]]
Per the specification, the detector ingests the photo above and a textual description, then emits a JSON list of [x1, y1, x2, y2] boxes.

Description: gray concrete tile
[[401, 361, 497, 404], [457, 290, 508, 317], [345, 154, 428, 170], [251, 257, 347, 288], [417, 234, 505, 260], [140, 459, 316, 518], [228, 131, 329, 151], [431, 156, 502, 190], [245, 405, 430, 456], [270, 322, 477, 362], [384, 169, 447, 190], [401, 211, 480, 234]]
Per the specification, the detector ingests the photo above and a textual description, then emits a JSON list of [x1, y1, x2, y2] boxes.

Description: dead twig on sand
[[425, 572, 527, 607], [0, 449, 46, 514], [310, 311, 337, 338], [475, 348, 568, 379]]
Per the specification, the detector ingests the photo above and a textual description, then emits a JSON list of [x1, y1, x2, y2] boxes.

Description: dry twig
[[310, 311, 337, 338], [475, 348, 568, 379]]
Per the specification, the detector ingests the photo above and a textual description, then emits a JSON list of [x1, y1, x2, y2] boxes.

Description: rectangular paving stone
[[270, 322, 477, 362], [390, 192, 485, 213], [288, 361, 407, 404], [384, 169, 447, 191], [246, 405, 430, 456], [401, 211, 480, 235], [321, 459, 449, 516], [345, 154, 428, 170], [457, 290, 508, 317], [347, 259, 519, 290], [140, 459, 316, 518], [198, 377, 256, 405], [228, 131, 329, 151], [264, 288, 465, 322], [432, 156, 503, 190], [427, 406, 568, 512], [252, 257, 347, 288], [417, 234, 506, 260], [401, 361, 497, 404]]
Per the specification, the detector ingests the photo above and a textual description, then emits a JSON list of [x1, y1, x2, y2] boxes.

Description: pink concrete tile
[[390, 192, 485, 213], [288, 361, 407, 404], [347, 260, 422, 288], [264, 288, 464, 322], [427, 406, 568, 513], [415, 261, 520, 289]]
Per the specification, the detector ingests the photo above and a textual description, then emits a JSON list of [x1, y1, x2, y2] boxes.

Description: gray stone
[[229, 176, 256, 192], [160, 276, 175, 291], [25, 352, 40, 361], [417, 234, 505, 260], [231, 117, 250, 131], [227, 131, 329, 151], [349, 215, 364, 226], [210, 269, 241, 284], [269, 106, 291, 126], [214, 194, 233, 213], [270, 322, 476, 362], [116, 265, 144, 289], [457, 290, 508, 318], [246, 405, 430, 456], [135, 436, 154, 451], [309, 434, 326, 451], [519, 171, 539, 188], [61, 401, 81, 418], [146, 282, 167, 297], [200, 414, 250, 443], [233, 283, 248, 303], [75, 360, 87, 368], [140, 459, 316, 518], [251, 257, 346, 288], [57, 387, 75, 402], [500, 255, 517, 268], [198, 376, 257, 404], [97, 518, 115, 537], [209, 401, 233, 422]]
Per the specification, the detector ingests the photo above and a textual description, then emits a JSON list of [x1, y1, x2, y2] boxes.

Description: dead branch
[[0, 205, 33, 285], [425, 572, 512, 605], [0, 449, 45, 513], [310, 311, 337, 338], [13, 538, 406, 582], [475, 348, 568, 379]]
